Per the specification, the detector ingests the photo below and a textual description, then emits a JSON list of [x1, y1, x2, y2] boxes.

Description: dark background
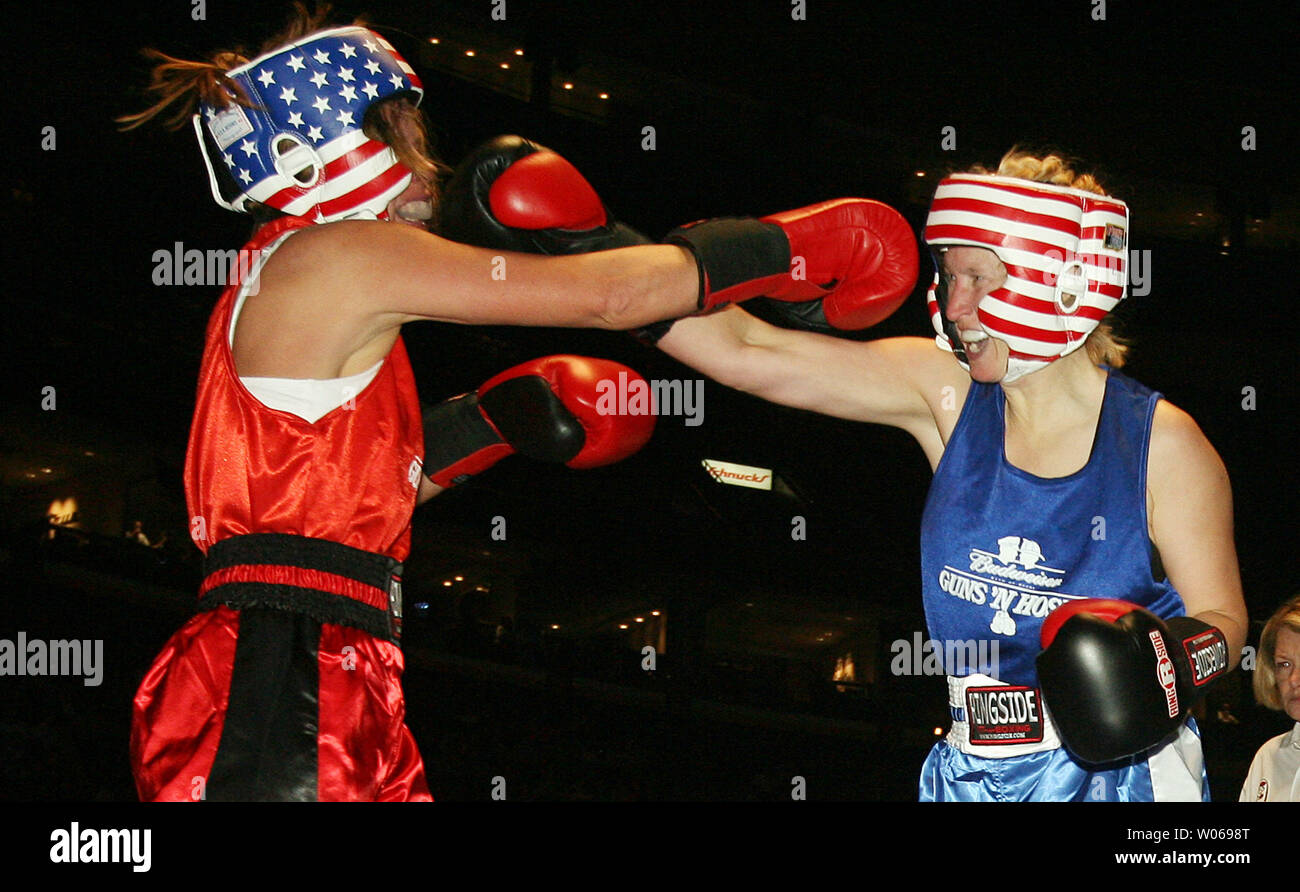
[[2, 0, 1297, 808]]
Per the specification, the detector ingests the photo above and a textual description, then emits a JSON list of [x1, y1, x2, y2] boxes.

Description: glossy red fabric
[[183, 218, 423, 558], [131, 216, 431, 801], [131, 607, 430, 800]]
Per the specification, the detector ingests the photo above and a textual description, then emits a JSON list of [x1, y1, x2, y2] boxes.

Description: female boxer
[[118, 4, 889, 800], [654, 150, 1248, 801]]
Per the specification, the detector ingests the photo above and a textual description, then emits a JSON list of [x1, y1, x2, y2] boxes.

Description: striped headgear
[[193, 26, 423, 223], [923, 173, 1129, 382]]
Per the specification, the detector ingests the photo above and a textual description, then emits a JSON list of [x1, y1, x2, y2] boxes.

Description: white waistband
[[944, 674, 1063, 758]]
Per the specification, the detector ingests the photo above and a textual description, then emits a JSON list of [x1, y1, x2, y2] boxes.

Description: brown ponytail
[[116, 3, 336, 132]]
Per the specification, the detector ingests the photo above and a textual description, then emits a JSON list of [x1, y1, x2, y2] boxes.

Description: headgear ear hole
[[271, 133, 321, 188], [1055, 260, 1088, 314]]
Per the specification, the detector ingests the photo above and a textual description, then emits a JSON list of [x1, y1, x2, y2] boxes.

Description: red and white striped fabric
[[923, 173, 1129, 382], [193, 27, 424, 224]]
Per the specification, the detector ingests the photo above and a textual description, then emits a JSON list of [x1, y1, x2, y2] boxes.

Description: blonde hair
[[117, 3, 447, 211], [970, 148, 1130, 368], [1254, 594, 1300, 710]]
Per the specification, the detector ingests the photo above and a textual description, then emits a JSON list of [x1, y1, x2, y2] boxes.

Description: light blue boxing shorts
[[919, 674, 1209, 802]]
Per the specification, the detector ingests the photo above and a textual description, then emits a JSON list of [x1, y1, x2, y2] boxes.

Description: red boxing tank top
[[184, 216, 424, 561]]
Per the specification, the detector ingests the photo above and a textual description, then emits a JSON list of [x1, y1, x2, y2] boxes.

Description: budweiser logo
[[967, 552, 1063, 588]]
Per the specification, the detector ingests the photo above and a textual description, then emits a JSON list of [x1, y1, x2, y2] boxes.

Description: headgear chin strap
[[923, 173, 1130, 383], [193, 26, 424, 224]]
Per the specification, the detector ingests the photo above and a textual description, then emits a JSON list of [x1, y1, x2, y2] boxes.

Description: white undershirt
[[229, 230, 382, 424]]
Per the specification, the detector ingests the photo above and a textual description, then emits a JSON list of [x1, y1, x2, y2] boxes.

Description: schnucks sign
[[701, 459, 773, 491]]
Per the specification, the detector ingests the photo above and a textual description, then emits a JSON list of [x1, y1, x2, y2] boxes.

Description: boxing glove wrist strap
[[629, 319, 678, 347], [423, 377, 588, 488], [422, 394, 513, 488], [665, 218, 791, 309], [1165, 616, 1230, 694]]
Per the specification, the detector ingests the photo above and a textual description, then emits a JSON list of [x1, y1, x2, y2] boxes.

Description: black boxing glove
[[1036, 598, 1230, 764], [437, 134, 674, 344], [437, 134, 651, 255]]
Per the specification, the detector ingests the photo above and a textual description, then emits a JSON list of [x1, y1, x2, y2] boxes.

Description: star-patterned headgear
[[193, 26, 424, 223], [923, 173, 1129, 382]]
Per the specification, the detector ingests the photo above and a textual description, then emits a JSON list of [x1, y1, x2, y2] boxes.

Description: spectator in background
[[125, 520, 150, 547], [1240, 594, 1300, 801]]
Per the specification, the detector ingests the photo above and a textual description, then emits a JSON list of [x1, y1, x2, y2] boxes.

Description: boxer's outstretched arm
[[272, 220, 700, 331], [659, 306, 967, 456]]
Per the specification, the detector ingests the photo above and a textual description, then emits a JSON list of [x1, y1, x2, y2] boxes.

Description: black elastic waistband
[[198, 533, 403, 644]]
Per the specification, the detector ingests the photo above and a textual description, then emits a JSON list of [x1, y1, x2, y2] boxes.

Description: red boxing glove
[[437, 136, 918, 337], [422, 355, 656, 488], [665, 198, 920, 328], [1037, 598, 1230, 763]]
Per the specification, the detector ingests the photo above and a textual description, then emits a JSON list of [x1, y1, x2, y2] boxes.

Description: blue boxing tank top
[[920, 368, 1185, 687]]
